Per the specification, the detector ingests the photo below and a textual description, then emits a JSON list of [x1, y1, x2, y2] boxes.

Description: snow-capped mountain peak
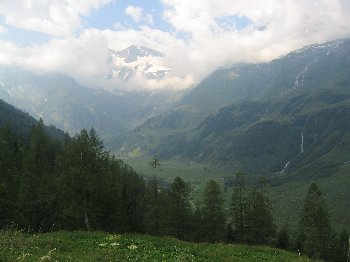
[[111, 45, 170, 81]]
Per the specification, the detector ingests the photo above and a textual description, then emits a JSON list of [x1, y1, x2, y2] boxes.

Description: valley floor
[[126, 156, 350, 231]]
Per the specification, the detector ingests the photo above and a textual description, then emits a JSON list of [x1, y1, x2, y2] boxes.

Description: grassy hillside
[[268, 165, 350, 231], [0, 230, 313, 261]]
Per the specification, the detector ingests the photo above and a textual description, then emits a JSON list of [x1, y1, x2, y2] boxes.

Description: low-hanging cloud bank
[[0, 0, 349, 90]]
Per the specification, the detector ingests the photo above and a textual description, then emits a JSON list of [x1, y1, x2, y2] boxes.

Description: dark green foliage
[[229, 172, 276, 246], [144, 177, 161, 234], [0, 100, 346, 262], [0, 106, 147, 234], [201, 180, 226, 242], [59, 128, 109, 230], [0, 127, 22, 226], [246, 190, 276, 245], [168, 177, 193, 240], [276, 224, 291, 250], [230, 172, 250, 243], [58, 128, 147, 233], [17, 119, 61, 230], [331, 229, 350, 262], [144, 155, 162, 234], [299, 183, 335, 260]]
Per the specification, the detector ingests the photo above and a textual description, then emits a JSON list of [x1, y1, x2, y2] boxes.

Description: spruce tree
[[17, 119, 53, 230], [0, 127, 21, 227], [333, 229, 349, 262], [246, 190, 276, 245], [145, 154, 161, 234], [276, 224, 291, 250], [202, 179, 226, 242], [59, 128, 108, 231], [168, 177, 192, 239], [299, 183, 335, 260], [230, 171, 250, 243]]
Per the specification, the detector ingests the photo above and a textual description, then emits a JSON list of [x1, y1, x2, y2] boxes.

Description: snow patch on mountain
[[111, 45, 171, 82], [293, 40, 343, 54]]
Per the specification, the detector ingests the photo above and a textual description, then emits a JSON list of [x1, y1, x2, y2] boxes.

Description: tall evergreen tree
[[59, 128, 108, 231], [145, 154, 161, 234], [144, 178, 160, 234], [276, 224, 291, 250], [0, 127, 21, 227], [332, 229, 349, 262], [246, 190, 276, 245], [202, 179, 226, 242], [230, 171, 250, 243], [168, 177, 192, 239], [17, 119, 55, 230], [116, 162, 146, 233], [299, 183, 335, 260]]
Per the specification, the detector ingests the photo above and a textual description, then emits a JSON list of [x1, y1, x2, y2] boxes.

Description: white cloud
[[125, 6, 143, 23], [145, 14, 154, 26], [0, 25, 7, 34], [113, 23, 127, 31], [0, 30, 113, 87], [0, 0, 350, 91], [0, 0, 114, 37], [0, 41, 19, 64], [159, 0, 350, 79]]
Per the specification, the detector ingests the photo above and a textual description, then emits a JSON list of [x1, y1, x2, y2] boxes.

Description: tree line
[[0, 120, 348, 261]]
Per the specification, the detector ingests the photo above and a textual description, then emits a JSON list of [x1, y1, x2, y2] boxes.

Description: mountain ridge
[[0, 65, 183, 137], [111, 38, 350, 180]]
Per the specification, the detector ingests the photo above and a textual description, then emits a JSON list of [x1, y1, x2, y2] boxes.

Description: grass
[[0, 230, 313, 262]]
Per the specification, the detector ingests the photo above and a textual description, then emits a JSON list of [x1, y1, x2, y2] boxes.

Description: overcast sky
[[0, 0, 350, 90]]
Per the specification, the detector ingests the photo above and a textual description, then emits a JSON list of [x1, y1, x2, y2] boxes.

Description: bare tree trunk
[[347, 236, 350, 262], [83, 186, 92, 231], [84, 211, 92, 231], [154, 176, 159, 234]]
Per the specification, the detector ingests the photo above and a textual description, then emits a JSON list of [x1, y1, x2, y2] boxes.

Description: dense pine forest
[[0, 115, 349, 261]]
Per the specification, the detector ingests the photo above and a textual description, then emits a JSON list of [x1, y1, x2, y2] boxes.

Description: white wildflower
[[110, 242, 120, 247], [106, 234, 121, 241], [128, 244, 138, 250], [16, 253, 32, 260], [40, 248, 56, 261]]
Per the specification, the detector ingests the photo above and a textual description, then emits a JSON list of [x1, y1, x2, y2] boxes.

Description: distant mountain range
[[0, 44, 183, 137], [111, 39, 350, 179], [0, 65, 183, 137]]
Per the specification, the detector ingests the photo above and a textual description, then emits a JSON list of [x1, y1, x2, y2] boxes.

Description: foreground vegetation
[[0, 117, 349, 261], [0, 230, 313, 262]]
